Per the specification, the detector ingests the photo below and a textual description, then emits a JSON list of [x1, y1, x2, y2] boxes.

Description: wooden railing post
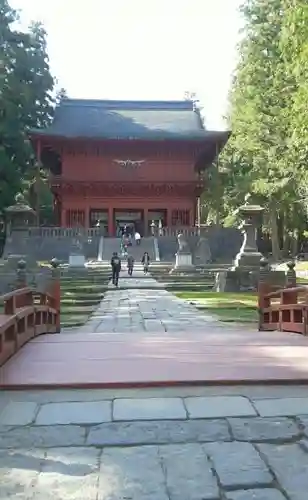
[[286, 260, 297, 288], [283, 261, 297, 306], [50, 258, 61, 333], [258, 257, 270, 331], [16, 259, 27, 289], [281, 261, 298, 329]]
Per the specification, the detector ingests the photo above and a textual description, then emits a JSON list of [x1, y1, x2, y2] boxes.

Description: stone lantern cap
[[5, 193, 35, 215]]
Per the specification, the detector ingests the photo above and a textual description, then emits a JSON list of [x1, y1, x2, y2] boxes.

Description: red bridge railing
[[0, 259, 60, 366], [258, 259, 308, 335]]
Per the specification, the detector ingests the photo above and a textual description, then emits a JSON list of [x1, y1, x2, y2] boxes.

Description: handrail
[[258, 259, 308, 335], [0, 258, 61, 367], [265, 285, 307, 298]]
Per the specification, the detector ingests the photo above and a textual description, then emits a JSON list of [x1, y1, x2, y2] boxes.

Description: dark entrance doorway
[[89, 209, 108, 234], [114, 210, 143, 236]]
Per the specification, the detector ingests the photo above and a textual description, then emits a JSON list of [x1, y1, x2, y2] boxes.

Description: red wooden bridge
[[1, 259, 308, 388]]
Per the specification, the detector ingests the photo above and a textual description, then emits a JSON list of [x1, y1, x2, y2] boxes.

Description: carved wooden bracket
[[113, 159, 146, 168]]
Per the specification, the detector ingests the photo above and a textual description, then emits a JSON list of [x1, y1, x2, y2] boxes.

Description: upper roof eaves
[[59, 99, 196, 110], [30, 99, 229, 141]]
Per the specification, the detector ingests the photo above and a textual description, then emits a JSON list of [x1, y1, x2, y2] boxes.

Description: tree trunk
[[282, 220, 290, 258], [269, 202, 280, 261], [291, 230, 299, 257], [201, 205, 209, 225], [282, 234, 290, 258], [215, 208, 220, 226]]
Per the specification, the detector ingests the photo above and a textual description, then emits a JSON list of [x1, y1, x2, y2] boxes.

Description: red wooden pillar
[[189, 208, 194, 226], [61, 208, 66, 227], [108, 207, 114, 236], [36, 140, 41, 226], [167, 208, 172, 228], [85, 206, 90, 228], [144, 208, 148, 236]]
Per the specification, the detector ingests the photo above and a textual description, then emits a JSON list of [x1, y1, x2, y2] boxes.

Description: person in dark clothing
[[110, 252, 121, 286], [141, 252, 150, 274], [127, 255, 134, 276]]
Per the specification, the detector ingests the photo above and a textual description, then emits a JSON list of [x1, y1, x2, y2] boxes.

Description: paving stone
[[33, 447, 100, 500], [254, 398, 308, 417], [185, 396, 257, 419], [113, 397, 186, 421], [159, 443, 219, 499], [98, 445, 168, 500], [297, 415, 308, 437], [204, 442, 272, 489], [0, 448, 45, 498], [144, 320, 165, 332], [87, 418, 230, 446], [0, 425, 86, 448], [229, 417, 301, 442], [225, 489, 286, 500], [78, 270, 227, 334], [299, 438, 308, 453], [35, 401, 112, 425], [258, 443, 308, 499], [0, 401, 38, 426]]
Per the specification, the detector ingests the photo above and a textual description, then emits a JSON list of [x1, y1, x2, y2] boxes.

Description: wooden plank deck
[[1, 328, 308, 388]]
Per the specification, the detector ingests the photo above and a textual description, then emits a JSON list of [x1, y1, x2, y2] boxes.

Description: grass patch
[[295, 262, 308, 271], [175, 291, 258, 324]]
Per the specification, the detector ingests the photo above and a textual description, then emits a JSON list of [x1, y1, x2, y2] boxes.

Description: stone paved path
[[79, 268, 239, 334], [1, 386, 308, 499]]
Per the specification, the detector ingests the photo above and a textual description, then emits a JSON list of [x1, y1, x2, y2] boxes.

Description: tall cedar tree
[[0, 0, 54, 214], [221, 0, 299, 259]]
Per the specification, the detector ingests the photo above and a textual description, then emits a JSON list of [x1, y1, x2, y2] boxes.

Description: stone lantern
[[234, 204, 264, 269], [5, 193, 36, 233], [4, 193, 36, 268]]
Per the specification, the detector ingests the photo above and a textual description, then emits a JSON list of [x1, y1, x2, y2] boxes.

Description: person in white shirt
[[134, 231, 141, 246]]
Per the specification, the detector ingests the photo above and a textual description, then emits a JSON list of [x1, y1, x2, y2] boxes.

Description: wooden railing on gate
[[0, 258, 60, 367], [258, 259, 308, 335]]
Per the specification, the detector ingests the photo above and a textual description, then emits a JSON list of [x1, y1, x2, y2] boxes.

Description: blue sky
[[10, 0, 243, 129]]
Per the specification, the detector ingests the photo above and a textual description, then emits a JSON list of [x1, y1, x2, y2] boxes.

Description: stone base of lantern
[[233, 250, 263, 270], [214, 267, 286, 293], [170, 252, 195, 274]]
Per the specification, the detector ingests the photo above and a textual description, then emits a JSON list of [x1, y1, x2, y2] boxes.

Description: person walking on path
[[127, 254, 135, 276], [110, 251, 121, 287], [141, 251, 150, 274], [134, 231, 141, 246]]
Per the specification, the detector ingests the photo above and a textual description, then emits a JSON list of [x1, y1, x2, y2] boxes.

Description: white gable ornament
[[113, 159, 145, 169]]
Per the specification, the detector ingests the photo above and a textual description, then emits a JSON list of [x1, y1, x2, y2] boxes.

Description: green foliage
[[207, 0, 308, 257], [281, 2, 308, 200], [0, 0, 54, 215]]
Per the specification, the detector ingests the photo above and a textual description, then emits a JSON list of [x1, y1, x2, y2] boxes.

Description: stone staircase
[[60, 267, 110, 328], [102, 237, 156, 263], [149, 262, 227, 291]]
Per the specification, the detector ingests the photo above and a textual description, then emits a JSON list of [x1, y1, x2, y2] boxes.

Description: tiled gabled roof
[[30, 99, 228, 141]]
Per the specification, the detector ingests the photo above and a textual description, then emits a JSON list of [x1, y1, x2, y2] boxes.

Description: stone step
[[61, 292, 107, 300], [152, 276, 215, 281], [61, 305, 97, 314], [61, 298, 102, 307]]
